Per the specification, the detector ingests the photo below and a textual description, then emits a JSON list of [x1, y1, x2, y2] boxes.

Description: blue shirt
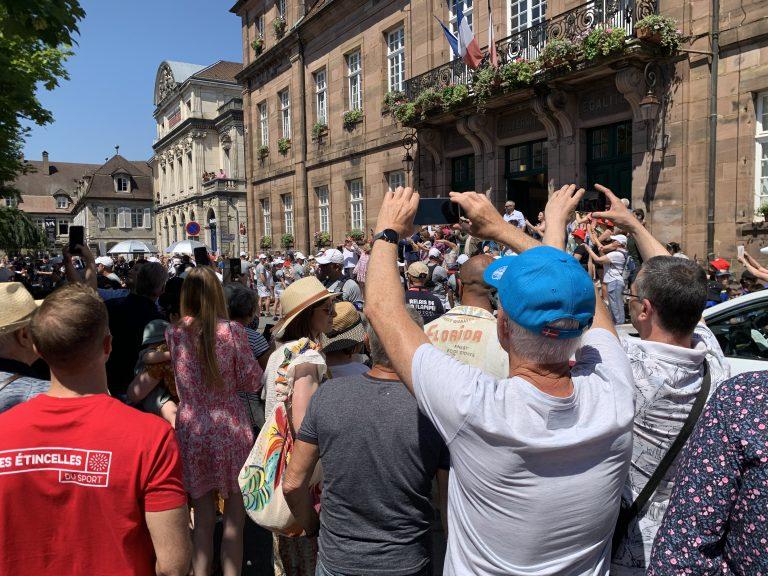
[[0, 371, 49, 415]]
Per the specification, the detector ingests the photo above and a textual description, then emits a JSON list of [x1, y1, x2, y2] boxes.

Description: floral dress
[[648, 372, 768, 575], [166, 317, 263, 499]]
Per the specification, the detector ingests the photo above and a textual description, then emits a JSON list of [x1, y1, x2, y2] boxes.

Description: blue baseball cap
[[483, 246, 595, 339]]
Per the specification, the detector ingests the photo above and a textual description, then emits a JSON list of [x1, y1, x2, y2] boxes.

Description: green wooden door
[[586, 121, 632, 207], [451, 155, 475, 192]]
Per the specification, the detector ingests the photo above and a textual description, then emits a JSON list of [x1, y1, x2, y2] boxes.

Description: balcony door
[[451, 155, 475, 192], [586, 121, 632, 209], [509, 0, 547, 33], [505, 140, 548, 219]]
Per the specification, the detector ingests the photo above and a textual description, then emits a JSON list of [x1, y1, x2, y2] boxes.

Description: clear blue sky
[[23, 0, 242, 165]]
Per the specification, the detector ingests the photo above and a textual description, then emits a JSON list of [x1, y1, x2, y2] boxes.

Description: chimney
[[42, 151, 49, 175]]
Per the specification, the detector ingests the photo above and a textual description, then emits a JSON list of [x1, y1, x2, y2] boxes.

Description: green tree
[[0, 206, 47, 252], [0, 0, 85, 198]]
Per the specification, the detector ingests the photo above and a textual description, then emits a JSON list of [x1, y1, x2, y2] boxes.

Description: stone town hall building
[[232, 0, 768, 260]]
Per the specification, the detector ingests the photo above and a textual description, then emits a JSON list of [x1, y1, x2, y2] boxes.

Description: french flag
[[437, 5, 482, 69]]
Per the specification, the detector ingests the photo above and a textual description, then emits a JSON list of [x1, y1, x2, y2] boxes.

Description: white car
[[617, 290, 768, 376]]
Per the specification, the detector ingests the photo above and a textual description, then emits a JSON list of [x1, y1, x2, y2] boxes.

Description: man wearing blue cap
[[365, 185, 634, 575]]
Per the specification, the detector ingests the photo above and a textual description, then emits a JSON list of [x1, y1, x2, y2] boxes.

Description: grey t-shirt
[[298, 374, 449, 576], [254, 263, 267, 288], [412, 329, 634, 575], [429, 264, 450, 308], [326, 278, 363, 308]]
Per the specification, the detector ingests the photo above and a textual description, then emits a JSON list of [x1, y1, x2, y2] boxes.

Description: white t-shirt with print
[[603, 249, 627, 284], [611, 323, 730, 575], [411, 328, 634, 575]]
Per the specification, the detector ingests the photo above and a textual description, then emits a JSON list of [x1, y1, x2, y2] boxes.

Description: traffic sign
[[186, 221, 201, 236]]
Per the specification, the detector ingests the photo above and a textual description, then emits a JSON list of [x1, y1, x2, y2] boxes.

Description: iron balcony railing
[[403, 0, 657, 100]]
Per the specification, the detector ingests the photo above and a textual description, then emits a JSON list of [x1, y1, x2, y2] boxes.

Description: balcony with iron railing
[[403, 0, 658, 101], [202, 177, 247, 193]]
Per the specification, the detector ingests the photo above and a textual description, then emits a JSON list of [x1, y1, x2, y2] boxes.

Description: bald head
[[458, 255, 495, 311]]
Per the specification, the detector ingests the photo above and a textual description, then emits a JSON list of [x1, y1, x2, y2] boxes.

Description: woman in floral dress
[[648, 371, 768, 574], [166, 266, 263, 576]]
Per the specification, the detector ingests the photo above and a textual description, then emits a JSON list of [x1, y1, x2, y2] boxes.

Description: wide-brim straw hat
[[320, 301, 365, 353], [273, 276, 339, 340], [0, 282, 41, 334]]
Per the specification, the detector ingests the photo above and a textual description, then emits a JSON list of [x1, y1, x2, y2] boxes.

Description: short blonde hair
[[30, 284, 108, 368]]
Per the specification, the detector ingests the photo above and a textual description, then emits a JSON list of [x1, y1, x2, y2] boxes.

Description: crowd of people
[[0, 182, 766, 576]]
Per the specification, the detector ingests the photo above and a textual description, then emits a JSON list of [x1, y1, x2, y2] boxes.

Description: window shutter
[[117, 208, 126, 229], [144, 208, 152, 229], [97, 206, 106, 230]]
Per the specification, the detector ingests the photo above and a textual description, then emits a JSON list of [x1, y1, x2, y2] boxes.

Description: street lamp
[[401, 132, 417, 175], [641, 63, 664, 149]]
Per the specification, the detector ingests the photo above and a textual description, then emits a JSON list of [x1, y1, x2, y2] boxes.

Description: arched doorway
[[207, 208, 217, 254], [172, 215, 178, 243]]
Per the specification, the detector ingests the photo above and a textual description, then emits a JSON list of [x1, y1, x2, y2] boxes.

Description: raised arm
[[449, 191, 541, 254], [542, 184, 585, 250], [365, 187, 428, 394], [592, 185, 668, 261]]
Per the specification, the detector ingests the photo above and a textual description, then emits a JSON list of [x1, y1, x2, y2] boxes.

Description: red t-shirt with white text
[[0, 393, 187, 575]]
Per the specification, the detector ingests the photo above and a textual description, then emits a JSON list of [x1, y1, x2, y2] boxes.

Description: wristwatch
[[372, 229, 399, 245]]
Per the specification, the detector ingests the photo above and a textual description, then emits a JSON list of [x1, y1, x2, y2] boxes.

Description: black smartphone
[[413, 198, 461, 225], [68, 226, 84, 255], [193, 246, 210, 266], [230, 258, 241, 277]]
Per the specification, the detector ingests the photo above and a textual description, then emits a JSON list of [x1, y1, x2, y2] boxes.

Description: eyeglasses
[[622, 289, 641, 300]]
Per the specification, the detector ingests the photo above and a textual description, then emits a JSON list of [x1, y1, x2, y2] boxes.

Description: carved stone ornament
[[190, 130, 207, 140], [220, 133, 233, 150], [157, 63, 178, 104]]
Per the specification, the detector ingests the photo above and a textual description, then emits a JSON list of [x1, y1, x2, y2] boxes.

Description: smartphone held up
[[413, 198, 462, 225]]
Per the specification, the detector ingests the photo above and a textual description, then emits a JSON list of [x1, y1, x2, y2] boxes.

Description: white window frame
[[315, 69, 327, 125], [387, 27, 406, 93], [259, 102, 269, 146], [56, 196, 68, 209], [115, 176, 129, 192], [756, 92, 768, 215], [261, 198, 272, 237], [316, 185, 330, 234], [449, 0, 473, 34], [277, 0, 286, 19], [256, 14, 264, 37], [57, 219, 70, 236], [346, 51, 362, 111], [130, 208, 144, 229], [282, 194, 294, 236], [348, 179, 364, 231], [387, 171, 406, 192], [279, 89, 291, 139], [104, 207, 118, 228], [508, 0, 546, 34]]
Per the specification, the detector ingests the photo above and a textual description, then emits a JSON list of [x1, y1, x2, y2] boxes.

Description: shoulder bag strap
[[613, 361, 711, 554], [0, 374, 22, 393]]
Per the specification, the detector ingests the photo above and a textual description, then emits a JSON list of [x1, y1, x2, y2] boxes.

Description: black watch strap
[[373, 229, 399, 245]]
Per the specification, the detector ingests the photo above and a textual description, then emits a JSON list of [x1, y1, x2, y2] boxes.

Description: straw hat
[[321, 301, 366, 353], [273, 276, 339, 339], [0, 283, 41, 334]]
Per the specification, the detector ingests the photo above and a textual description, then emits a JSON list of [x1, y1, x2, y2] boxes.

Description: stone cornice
[[156, 189, 247, 213]]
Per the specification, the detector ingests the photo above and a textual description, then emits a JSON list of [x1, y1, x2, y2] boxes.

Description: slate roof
[[193, 60, 242, 83], [12, 159, 99, 199], [75, 155, 153, 203], [17, 195, 72, 215]]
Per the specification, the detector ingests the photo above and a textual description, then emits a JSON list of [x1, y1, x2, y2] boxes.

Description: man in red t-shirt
[[0, 284, 191, 576]]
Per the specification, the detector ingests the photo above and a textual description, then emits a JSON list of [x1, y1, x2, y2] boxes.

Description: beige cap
[[0, 283, 41, 334]]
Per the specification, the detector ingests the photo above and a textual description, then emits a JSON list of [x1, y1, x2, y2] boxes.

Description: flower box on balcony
[[311, 122, 328, 140], [273, 17, 286, 39], [343, 109, 363, 131], [251, 37, 264, 56], [258, 145, 269, 160], [277, 138, 291, 155], [636, 27, 662, 44]]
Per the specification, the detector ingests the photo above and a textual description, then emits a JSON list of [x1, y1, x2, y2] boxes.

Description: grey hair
[[224, 283, 257, 321], [505, 316, 582, 365], [362, 306, 423, 368]]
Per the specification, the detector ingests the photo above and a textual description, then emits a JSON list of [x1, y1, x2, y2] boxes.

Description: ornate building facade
[[151, 60, 249, 256], [233, 0, 768, 260]]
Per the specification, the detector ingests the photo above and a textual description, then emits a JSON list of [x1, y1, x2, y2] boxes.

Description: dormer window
[[56, 196, 68, 209], [115, 174, 130, 192]]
